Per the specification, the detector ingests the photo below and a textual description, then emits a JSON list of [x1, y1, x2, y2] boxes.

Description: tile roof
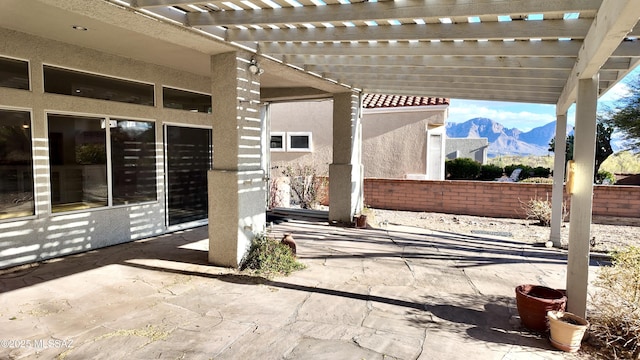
[[363, 94, 450, 109]]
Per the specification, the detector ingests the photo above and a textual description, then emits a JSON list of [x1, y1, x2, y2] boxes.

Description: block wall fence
[[361, 179, 640, 219]]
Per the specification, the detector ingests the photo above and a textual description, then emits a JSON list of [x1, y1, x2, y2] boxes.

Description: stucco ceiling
[[1, 0, 639, 109]]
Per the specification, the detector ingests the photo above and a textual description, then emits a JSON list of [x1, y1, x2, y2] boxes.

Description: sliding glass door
[[165, 125, 211, 226]]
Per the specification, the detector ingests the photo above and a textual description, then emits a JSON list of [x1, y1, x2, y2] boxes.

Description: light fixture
[[248, 57, 264, 75]]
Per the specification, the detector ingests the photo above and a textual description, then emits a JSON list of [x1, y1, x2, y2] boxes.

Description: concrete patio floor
[[0, 212, 604, 359]]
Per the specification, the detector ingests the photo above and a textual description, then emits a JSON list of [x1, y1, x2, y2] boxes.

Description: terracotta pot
[[355, 214, 367, 228], [515, 284, 566, 332], [547, 311, 589, 352]]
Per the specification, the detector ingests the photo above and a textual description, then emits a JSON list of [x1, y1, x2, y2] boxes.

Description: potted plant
[[515, 284, 567, 332], [547, 310, 589, 352]]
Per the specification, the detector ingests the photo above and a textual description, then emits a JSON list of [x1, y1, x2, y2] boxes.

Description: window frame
[[42, 64, 155, 106], [269, 132, 285, 152], [162, 86, 212, 113], [287, 132, 313, 152], [46, 111, 159, 215], [0, 106, 36, 222], [0, 55, 31, 91]]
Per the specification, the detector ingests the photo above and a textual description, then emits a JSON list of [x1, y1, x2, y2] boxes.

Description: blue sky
[[448, 67, 640, 132]]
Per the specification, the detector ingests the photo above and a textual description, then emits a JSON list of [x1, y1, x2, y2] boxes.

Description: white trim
[[269, 132, 285, 152], [287, 131, 313, 152], [363, 104, 449, 115]]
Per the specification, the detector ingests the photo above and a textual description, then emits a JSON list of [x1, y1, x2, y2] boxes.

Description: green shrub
[[589, 246, 640, 359], [240, 233, 305, 278], [596, 170, 616, 185], [532, 166, 551, 178], [445, 158, 481, 180], [479, 164, 504, 180]]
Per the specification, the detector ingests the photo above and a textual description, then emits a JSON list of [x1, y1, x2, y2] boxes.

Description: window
[[287, 132, 312, 152], [0, 109, 34, 219], [43, 65, 154, 106], [48, 114, 108, 212], [165, 126, 211, 225], [270, 132, 284, 151], [0, 56, 29, 90], [48, 114, 158, 212], [163, 87, 211, 113], [111, 119, 157, 205]]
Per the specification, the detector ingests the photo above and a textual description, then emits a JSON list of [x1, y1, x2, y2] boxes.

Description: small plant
[[240, 232, 305, 278], [596, 170, 616, 185], [281, 164, 327, 209], [520, 195, 566, 226], [589, 246, 640, 359]]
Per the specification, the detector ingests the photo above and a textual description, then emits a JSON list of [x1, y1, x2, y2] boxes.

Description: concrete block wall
[[363, 179, 640, 219]]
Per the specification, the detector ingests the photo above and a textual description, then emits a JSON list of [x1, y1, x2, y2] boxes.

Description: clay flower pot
[[515, 284, 567, 332], [355, 214, 368, 228], [547, 310, 589, 352]]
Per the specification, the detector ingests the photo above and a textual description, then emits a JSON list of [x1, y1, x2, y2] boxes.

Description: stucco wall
[[0, 28, 213, 269], [269, 100, 333, 177], [269, 100, 447, 179]]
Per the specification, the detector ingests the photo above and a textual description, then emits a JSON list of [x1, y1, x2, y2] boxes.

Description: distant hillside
[[446, 118, 564, 157]]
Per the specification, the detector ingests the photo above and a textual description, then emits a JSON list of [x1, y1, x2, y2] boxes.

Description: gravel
[[370, 208, 640, 254]]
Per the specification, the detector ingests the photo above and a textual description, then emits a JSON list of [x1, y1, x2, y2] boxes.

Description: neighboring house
[[445, 138, 489, 164], [269, 94, 450, 180]]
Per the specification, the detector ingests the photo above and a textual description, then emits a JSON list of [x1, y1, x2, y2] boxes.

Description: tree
[[548, 120, 613, 181], [594, 122, 614, 177], [605, 75, 640, 151]]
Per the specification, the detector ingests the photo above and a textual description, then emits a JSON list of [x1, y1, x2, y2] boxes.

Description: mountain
[[446, 118, 559, 156]]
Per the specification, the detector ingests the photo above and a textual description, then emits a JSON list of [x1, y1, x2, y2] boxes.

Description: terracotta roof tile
[[362, 93, 450, 109]]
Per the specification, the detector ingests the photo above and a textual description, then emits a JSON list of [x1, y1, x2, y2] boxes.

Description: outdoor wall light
[[566, 160, 576, 194], [248, 58, 264, 75]]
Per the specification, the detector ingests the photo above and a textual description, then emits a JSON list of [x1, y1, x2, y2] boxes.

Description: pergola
[[2, 0, 639, 318]]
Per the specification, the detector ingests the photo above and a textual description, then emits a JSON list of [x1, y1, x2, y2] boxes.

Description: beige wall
[[362, 109, 446, 178], [269, 100, 333, 177], [269, 99, 447, 179], [0, 28, 213, 269]]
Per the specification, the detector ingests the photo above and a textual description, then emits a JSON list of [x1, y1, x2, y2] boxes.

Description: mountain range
[[446, 118, 567, 157]]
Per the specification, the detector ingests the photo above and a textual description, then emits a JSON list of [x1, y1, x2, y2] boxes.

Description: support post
[[550, 112, 568, 247], [329, 92, 363, 223], [208, 51, 266, 267], [566, 75, 599, 318]]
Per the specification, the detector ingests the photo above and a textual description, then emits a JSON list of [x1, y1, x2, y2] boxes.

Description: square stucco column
[[208, 51, 266, 268], [566, 75, 599, 319], [329, 92, 363, 223]]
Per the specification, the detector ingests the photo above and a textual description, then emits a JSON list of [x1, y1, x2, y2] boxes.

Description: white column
[[566, 75, 598, 318], [329, 92, 363, 223], [208, 51, 266, 267], [550, 112, 568, 247]]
